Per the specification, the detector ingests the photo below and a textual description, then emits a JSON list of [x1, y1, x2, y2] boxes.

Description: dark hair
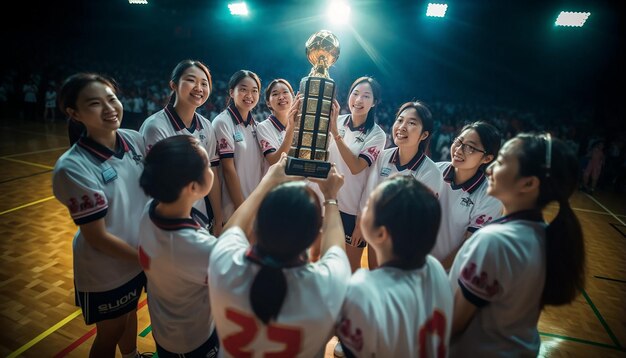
[[395, 101, 434, 153], [371, 176, 441, 269], [264, 78, 294, 112], [227, 69, 261, 107], [250, 182, 322, 324], [348, 76, 381, 132], [139, 135, 208, 203], [167, 59, 212, 105], [58, 73, 119, 145], [514, 133, 585, 306], [458, 121, 501, 171]]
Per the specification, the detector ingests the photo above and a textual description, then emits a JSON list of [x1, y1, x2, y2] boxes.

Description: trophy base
[[285, 156, 331, 178]]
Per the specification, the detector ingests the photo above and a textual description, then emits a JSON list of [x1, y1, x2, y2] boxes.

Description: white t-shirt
[[359, 147, 444, 214], [208, 227, 351, 357], [138, 200, 218, 353], [52, 129, 148, 292], [328, 114, 386, 215], [448, 212, 547, 357], [213, 105, 264, 220], [337, 256, 454, 357], [139, 104, 220, 218], [431, 162, 503, 261]]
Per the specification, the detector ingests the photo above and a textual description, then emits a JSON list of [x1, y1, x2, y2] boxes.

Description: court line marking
[[609, 223, 626, 239], [0, 126, 67, 139], [585, 193, 626, 226], [0, 157, 55, 170], [0, 169, 52, 184], [581, 288, 622, 349], [539, 332, 625, 351], [2, 146, 67, 158], [6, 309, 82, 358], [139, 324, 152, 337], [594, 275, 626, 284], [0, 196, 55, 216]]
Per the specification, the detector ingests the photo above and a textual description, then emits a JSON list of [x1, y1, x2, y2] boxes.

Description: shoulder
[[435, 161, 451, 171], [118, 129, 145, 146], [212, 110, 230, 124]]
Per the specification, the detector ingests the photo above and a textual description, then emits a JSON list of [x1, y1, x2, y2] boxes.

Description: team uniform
[[328, 114, 386, 246], [52, 129, 148, 324], [336, 256, 454, 357], [431, 162, 503, 261], [213, 103, 264, 220], [138, 200, 219, 357], [448, 210, 547, 357], [208, 227, 351, 357], [360, 147, 444, 212], [139, 103, 220, 221]]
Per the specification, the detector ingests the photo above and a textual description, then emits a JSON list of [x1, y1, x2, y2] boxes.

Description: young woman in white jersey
[[138, 135, 219, 357], [448, 133, 586, 356], [353, 101, 443, 268], [208, 154, 351, 357], [139, 59, 223, 235], [327, 76, 386, 272], [213, 70, 264, 221], [52, 73, 148, 358], [336, 176, 453, 357], [433, 121, 503, 270]]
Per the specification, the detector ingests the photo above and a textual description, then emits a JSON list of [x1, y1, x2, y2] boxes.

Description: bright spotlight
[[426, 3, 448, 18], [128, 0, 148, 4], [228, 2, 249, 16], [327, 1, 351, 25], [555, 11, 591, 27]]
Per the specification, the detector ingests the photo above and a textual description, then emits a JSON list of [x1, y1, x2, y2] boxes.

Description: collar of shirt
[[389, 147, 426, 172], [164, 103, 203, 133], [227, 102, 254, 127], [77, 132, 129, 163], [148, 199, 201, 231], [442, 163, 486, 194]]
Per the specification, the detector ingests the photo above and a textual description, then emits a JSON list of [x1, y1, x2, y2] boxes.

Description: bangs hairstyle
[[348, 76, 381, 133], [372, 176, 441, 269], [264, 79, 294, 111], [139, 135, 208, 203], [458, 121, 501, 171], [395, 101, 434, 153], [227, 69, 262, 107], [168, 59, 212, 105]]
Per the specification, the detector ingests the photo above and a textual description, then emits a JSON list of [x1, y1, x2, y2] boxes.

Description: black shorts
[[75, 271, 146, 325], [156, 329, 219, 358], [340, 211, 366, 248]]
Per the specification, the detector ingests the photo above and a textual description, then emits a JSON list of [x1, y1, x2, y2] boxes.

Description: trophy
[[285, 30, 340, 178]]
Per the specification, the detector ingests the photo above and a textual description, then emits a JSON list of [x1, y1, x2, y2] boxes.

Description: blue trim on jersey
[[359, 153, 373, 167], [267, 114, 286, 132], [227, 102, 254, 127], [263, 148, 277, 156], [343, 114, 366, 132], [164, 103, 203, 133], [491, 209, 544, 225], [149, 200, 202, 231], [458, 278, 489, 307], [442, 163, 486, 194], [389, 147, 426, 172], [219, 152, 234, 159], [74, 208, 108, 225], [77, 132, 130, 163]]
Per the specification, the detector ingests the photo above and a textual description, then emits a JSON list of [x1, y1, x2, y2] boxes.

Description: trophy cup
[[285, 30, 340, 178]]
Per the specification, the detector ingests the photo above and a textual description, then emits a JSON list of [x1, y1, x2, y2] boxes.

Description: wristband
[[324, 199, 338, 206]]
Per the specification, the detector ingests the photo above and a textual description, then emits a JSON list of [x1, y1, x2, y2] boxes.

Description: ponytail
[[249, 267, 287, 324], [67, 118, 85, 146]]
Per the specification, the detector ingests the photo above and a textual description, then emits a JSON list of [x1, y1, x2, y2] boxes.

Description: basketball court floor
[[0, 118, 624, 357]]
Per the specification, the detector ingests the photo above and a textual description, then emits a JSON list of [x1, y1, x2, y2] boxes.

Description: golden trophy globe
[[285, 30, 340, 178]]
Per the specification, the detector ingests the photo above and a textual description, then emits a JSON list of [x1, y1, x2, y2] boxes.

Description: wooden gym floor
[[0, 118, 624, 357]]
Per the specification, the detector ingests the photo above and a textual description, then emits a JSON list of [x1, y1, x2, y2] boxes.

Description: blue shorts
[[156, 329, 219, 358], [75, 272, 146, 325], [340, 211, 366, 248]]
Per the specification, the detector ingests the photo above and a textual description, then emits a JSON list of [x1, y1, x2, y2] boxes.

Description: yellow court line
[[3, 146, 67, 158], [7, 309, 82, 358], [0, 196, 55, 216], [0, 157, 55, 170]]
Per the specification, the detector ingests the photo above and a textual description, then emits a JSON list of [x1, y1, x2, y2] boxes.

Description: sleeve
[[358, 127, 386, 166], [140, 120, 167, 153], [468, 191, 503, 233], [213, 116, 236, 159], [52, 164, 108, 225], [255, 122, 278, 156], [358, 158, 382, 214], [176, 230, 217, 285], [205, 123, 220, 167], [454, 230, 509, 306], [336, 274, 376, 356], [210, 227, 249, 264]]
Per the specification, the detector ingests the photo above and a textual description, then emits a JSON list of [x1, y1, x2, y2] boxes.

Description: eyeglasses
[[452, 137, 487, 155]]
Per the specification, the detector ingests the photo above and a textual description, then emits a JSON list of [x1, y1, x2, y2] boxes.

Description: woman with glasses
[[448, 133, 585, 356], [433, 121, 503, 270]]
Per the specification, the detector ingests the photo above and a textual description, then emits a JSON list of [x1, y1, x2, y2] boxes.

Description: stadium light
[[555, 11, 590, 27], [327, 1, 351, 25], [426, 3, 448, 18], [128, 0, 148, 4], [228, 2, 249, 16]]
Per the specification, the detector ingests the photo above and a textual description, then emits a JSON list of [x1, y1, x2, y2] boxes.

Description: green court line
[[539, 332, 625, 351], [581, 288, 623, 349], [139, 325, 152, 337]]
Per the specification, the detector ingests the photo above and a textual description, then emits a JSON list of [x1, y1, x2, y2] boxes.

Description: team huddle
[[51, 60, 586, 358]]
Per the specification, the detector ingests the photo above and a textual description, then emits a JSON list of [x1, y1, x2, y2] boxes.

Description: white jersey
[[359, 147, 444, 213], [328, 114, 386, 215], [213, 105, 264, 220], [139, 104, 220, 218], [448, 212, 547, 357], [256, 114, 285, 158], [337, 256, 453, 357], [431, 162, 503, 261], [138, 200, 218, 353], [208, 227, 351, 357], [52, 129, 148, 292]]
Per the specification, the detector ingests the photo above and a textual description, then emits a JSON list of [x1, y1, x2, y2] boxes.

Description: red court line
[[54, 298, 148, 358]]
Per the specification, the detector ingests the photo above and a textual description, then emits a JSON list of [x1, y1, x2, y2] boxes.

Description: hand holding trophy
[[285, 30, 340, 178]]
